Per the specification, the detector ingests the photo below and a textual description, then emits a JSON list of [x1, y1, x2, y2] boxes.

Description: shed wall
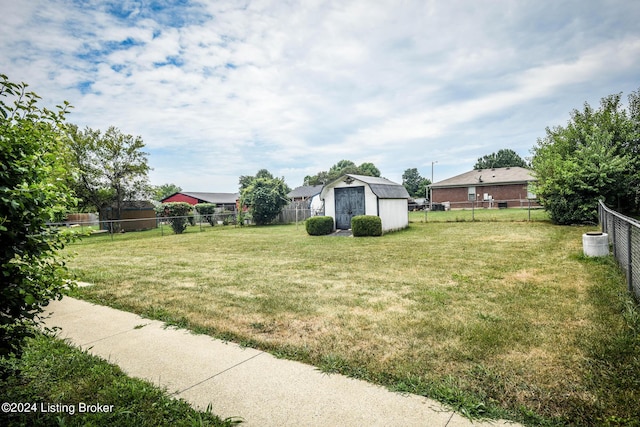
[[323, 177, 408, 231], [120, 209, 157, 231], [378, 199, 409, 231], [324, 180, 378, 229]]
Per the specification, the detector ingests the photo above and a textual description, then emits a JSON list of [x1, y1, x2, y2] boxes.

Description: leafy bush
[[195, 203, 217, 226], [159, 202, 193, 234], [531, 89, 640, 223], [306, 216, 334, 236], [351, 215, 382, 237], [240, 174, 289, 225], [0, 74, 76, 358]]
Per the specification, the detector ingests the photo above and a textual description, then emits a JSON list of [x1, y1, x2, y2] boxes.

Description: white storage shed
[[320, 174, 410, 233]]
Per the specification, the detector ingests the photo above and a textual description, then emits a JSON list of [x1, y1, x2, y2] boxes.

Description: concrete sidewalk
[[42, 297, 520, 427]]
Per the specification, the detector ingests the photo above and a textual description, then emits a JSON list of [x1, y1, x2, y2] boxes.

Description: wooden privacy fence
[[275, 207, 315, 224], [599, 200, 640, 302]]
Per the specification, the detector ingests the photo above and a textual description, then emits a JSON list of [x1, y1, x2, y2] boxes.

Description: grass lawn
[[64, 209, 640, 426], [0, 333, 240, 426]]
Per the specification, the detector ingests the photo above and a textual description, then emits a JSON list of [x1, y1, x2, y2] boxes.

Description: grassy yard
[[0, 333, 240, 426], [64, 210, 640, 426]]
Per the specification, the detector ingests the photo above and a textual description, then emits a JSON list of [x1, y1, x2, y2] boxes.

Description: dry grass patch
[[64, 216, 640, 425]]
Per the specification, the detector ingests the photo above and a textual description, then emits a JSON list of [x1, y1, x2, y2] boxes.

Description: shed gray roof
[[322, 174, 410, 199], [288, 185, 323, 199], [429, 167, 535, 188]]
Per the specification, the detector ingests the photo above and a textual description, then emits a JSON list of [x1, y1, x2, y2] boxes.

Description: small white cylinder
[[582, 232, 609, 257]]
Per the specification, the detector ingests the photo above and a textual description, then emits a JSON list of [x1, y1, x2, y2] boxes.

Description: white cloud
[[1, 0, 639, 190]]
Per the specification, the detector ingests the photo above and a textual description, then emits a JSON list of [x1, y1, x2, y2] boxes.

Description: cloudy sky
[[2, 0, 639, 192]]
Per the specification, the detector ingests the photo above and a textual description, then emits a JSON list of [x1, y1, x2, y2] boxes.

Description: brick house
[[429, 167, 538, 209]]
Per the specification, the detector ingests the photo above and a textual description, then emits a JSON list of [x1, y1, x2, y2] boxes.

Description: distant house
[[288, 185, 324, 215], [320, 174, 410, 232], [429, 166, 537, 209], [160, 192, 239, 212]]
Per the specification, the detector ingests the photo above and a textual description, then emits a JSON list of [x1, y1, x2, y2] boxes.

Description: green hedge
[[195, 203, 216, 226], [159, 202, 193, 234], [306, 216, 334, 236], [351, 215, 382, 237]]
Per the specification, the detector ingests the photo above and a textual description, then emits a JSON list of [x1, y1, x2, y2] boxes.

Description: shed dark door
[[334, 186, 365, 229]]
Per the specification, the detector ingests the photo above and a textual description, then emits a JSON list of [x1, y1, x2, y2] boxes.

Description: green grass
[[410, 206, 548, 222], [0, 333, 242, 427], [62, 209, 640, 426]]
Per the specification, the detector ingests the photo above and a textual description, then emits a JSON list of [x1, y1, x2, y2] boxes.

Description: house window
[[468, 186, 476, 201]]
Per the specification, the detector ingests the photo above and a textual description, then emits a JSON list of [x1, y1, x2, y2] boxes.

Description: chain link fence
[[52, 207, 313, 241], [599, 200, 640, 302], [48, 212, 244, 240]]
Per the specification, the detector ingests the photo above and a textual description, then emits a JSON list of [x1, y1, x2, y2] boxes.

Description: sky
[[1, 0, 639, 193]]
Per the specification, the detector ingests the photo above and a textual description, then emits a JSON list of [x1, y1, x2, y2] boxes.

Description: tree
[[474, 149, 528, 170], [1, 75, 76, 358], [531, 89, 640, 224], [240, 170, 290, 225], [358, 162, 381, 177], [239, 169, 274, 191], [195, 203, 216, 226], [152, 183, 182, 202], [402, 168, 431, 198], [67, 125, 151, 222], [157, 202, 193, 234], [329, 160, 359, 176], [304, 160, 381, 185]]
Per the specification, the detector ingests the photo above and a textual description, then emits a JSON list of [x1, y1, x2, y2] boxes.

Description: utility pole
[[430, 161, 437, 211]]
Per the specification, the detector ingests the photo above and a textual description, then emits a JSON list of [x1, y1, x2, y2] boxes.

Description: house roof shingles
[[288, 185, 323, 199], [429, 167, 535, 188]]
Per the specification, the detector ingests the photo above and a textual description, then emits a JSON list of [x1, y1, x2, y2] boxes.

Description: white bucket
[[582, 232, 609, 257]]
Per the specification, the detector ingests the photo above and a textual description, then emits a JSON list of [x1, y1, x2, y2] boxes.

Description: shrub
[[351, 215, 382, 237], [1, 75, 76, 358], [306, 216, 334, 236], [195, 203, 216, 226], [240, 175, 289, 225], [159, 202, 193, 234]]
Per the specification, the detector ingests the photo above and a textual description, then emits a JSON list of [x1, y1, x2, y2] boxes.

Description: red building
[[161, 192, 239, 212], [429, 167, 538, 209]]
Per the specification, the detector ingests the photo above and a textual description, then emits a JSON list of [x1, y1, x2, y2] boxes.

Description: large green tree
[[239, 169, 274, 191], [240, 170, 290, 225], [0, 75, 76, 358], [474, 148, 528, 169], [402, 168, 431, 198], [531, 89, 640, 224], [304, 160, 381, 185], [151, 183, 182, 202], [67, 125, 151, 221]]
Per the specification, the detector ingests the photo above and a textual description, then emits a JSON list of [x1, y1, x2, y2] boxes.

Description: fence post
[[611, 216, 617, 259], [628, 223, 633, 294]]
